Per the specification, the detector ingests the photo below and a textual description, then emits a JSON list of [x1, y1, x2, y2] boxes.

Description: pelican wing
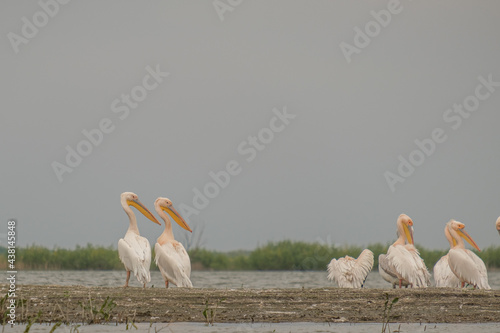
[[327, 249, 374, 288], [386, 244, 429, 287], [154, 242, 193, 288], [448, 248, 490, 289], [118, 233, 152, 285], [433, 255, 461, 287], [379, 254, 399, 287], [465, 250, 491, 289]]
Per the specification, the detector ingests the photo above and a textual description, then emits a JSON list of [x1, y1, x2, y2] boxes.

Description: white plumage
[[433, 255, 461, 288], [154, 197, 193, 288], [446, 219, 490, 290], [155, 241, 193, 288], [382, 214, 430, 288], [118, 233, 152, 286], [386, 244, 430, 288], [433, 223, 460, 288], [378, 254, 410, 288], [327, 249, 374, 288], [117, 192, 161, 288]]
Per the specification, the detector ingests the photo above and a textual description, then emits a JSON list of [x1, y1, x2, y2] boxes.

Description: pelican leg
[[461, 281, 465, 288], [165, 280, 169, 288], [123, 271, 131, 288], [399, 279, 402, 288]]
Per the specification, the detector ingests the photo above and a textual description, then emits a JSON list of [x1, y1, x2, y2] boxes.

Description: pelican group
[[446, 219, 490, 289], [381, 214, 430, 288], [154, 197, 193, 288], [118, 192, 161, 288], [327, 249, 374, 288]]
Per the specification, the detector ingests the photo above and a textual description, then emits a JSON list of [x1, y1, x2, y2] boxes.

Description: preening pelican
[[496, 217, 500, 236], [118, 192, 161, 288], [433, 224, 461, 288], [378, 254, 410, 288], [154, 197, 193, 288], [446, 220, 490, 289], [327, 249, 374, 288], [384, 214, 430, 288]]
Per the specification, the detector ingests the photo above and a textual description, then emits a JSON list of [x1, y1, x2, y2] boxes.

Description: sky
[[1, 1, 500, 252]]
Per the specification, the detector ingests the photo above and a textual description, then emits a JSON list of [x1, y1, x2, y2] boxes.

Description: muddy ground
[[2, 284, 500, 324]]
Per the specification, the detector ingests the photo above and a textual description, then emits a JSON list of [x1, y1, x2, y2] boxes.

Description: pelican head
[[121, 192, 161, 225], [155, 197, 192, 232], [398, 213, 414, 245], [447, 219, 481, 251], [496, 217, 500, 235]]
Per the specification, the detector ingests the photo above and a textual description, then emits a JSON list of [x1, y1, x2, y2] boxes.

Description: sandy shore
[[3, 284, 500, 324]]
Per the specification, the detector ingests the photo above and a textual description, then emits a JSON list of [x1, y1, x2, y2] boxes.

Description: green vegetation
[[381, 293, 399, 333], [2, 241, 500, 271]]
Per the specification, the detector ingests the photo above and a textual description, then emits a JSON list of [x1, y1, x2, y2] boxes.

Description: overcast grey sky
[[2, 1, 500, 252]]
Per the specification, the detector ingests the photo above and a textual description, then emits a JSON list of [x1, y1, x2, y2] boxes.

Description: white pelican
[[327, 249, 374, 288], [433, 223, 461, 288], [154, 197, 193, 288], [118, 192, 161, 288], [446, 219, 491, 289], [378, 254, 410, 288], [496, 217, 500, 236], [384, 214, 430, 288]]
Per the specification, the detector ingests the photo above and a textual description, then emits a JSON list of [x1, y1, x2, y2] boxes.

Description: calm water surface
[[14, 270, 500, 289], [10, 322, 500, 333]]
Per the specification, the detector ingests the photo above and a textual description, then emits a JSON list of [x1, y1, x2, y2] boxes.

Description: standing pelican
[[327, 249, 374, 288], [447, 220, 490, 289], [496, 217, 500, 236], [118, 192, 161, 288], [154, 197, 193, 288], [378, 254, 410, 288], [433, 223, 461, 287], [384, 214, 430, 288]]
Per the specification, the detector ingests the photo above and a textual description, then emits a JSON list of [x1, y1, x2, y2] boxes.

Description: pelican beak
[[456, 227, 481, 252], [403, 223, 414, 245], [162, 205, 192, 232], [127, 199, 161, 225]]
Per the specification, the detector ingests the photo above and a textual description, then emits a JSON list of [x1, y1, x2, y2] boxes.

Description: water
[[14, 270, 500, 289], [9, 322, 500, 333]]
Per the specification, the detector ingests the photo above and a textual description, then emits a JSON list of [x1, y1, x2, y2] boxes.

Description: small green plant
[[23, 311, 41, 333], [0, 293, 9, 328], [78, 295, 116, 324], [202, 298, 225, 326], [381, 293, 399, 333], [49, 322, 62, 333]]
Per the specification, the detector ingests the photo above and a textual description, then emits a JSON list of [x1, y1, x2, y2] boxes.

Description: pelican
[[378, 254, 410, 288], [446, 219, 490, 289], [384, 214, 430, 288], [118, 192, 161, 288], [496, 217, 500, 236], [154, 197, 193, 288], [327, 249, 374, 288], [433, 223, 461, 287]]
